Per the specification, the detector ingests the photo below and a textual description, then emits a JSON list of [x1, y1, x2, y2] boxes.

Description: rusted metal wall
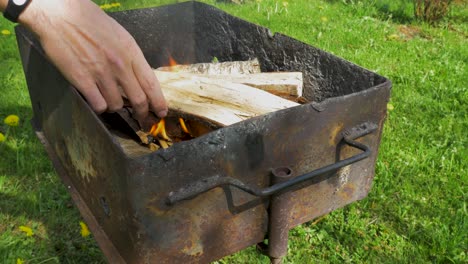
[[17, 2, 391, 263]]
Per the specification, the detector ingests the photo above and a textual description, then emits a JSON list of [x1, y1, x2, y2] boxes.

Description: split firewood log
[[115, 59, 303, 151], [159, 76, 299, 127], [154, 70, 303, 100], [157, 59, 261, 75]]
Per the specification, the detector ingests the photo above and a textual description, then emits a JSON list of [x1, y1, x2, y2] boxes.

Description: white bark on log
[[157, 59, 261, 75]]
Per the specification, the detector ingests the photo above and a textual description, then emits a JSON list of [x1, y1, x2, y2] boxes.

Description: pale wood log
[[159, 76, 299, 127], [119, 59, 301, 129], [149, 143, 160, 151], [154, 70, 303, 99], [158, 139, 169, 149]]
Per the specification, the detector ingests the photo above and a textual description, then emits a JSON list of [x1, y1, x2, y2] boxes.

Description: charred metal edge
[[166, 122, 378, 206], [32, 124, 126, 264]]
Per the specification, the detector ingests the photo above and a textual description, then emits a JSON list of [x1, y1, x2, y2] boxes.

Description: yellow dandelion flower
[[111, 3, 121, 8], [387, 34, 400, 41], [19, 226, 34, 237], [387, 103, 394, 111], [320, 16, 328, 23], [1, 29, 11, 35], [0, 133, 5, 143], [100, 4, 111, 10], [80, 221, 90, 237], [4, 114, 20, 127], [16, 258, 24, 264]]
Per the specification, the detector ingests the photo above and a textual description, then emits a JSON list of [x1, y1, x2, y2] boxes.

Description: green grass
[[1, 0, 467, 263]]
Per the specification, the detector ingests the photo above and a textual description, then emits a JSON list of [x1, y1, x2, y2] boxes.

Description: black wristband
[[3, 0, 32, 23]]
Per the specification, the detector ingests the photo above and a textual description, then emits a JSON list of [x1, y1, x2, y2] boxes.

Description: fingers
[[76, 81, 107, 114], [131, 48, 168, 118], [35, 3, 168, 121], [96, 70, 123, 112], [119, 70, 149, 122]]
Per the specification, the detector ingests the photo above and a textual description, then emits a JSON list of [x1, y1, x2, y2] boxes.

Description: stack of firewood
[[122, 59, 305, 151]]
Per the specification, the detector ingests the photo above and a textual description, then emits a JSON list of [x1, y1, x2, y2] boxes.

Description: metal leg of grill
[[267, 167, 294, 264]]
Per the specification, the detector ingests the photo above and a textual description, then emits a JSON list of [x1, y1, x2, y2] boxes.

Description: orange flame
[[149, 119, 170, 141], [179, 118, 190, 134], [168, 55, 178, 67]]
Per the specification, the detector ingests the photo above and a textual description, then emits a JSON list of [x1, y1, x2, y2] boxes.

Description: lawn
[[0, 0, 466, 263]]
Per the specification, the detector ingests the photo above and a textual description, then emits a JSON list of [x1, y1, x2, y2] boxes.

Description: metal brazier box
[[16, 2, 391, 263]]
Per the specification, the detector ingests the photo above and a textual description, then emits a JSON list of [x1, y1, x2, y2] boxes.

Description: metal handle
[[166, 122, 377, 206]]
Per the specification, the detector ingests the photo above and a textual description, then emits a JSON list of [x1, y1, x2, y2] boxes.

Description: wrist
[[17, 0, 40, 30], [0, 0, 7, 11], [18, 0, 65, 38], [3, 0, 34, 23]]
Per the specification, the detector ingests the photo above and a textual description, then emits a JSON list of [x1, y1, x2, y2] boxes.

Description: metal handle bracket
[[166, 122, 378, 205]]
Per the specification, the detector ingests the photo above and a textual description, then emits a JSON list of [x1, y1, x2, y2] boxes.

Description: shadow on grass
[[324, 0, 415, 24], [0, 105, 106, 263], [375, 0, 414, 24]]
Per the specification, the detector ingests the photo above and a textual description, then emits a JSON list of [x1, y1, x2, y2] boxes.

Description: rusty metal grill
[[16, 2, 391, 263]]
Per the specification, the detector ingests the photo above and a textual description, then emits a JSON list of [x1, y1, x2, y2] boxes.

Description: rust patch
[[339, 183, 356, 200], [329, 123, 344, 145], [181, 234, 204, 256], [65, 134, 97, 183], [145, 188, 228, 257]]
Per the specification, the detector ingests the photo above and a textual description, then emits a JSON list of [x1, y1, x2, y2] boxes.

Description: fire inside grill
[[143, 57, 200, 150], [106, 56, 306, 154], [16, 2, 391, 264], [138, 115, 214, 151]]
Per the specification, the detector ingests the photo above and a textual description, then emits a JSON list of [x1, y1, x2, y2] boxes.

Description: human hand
[[18, 0, 168, 120]]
